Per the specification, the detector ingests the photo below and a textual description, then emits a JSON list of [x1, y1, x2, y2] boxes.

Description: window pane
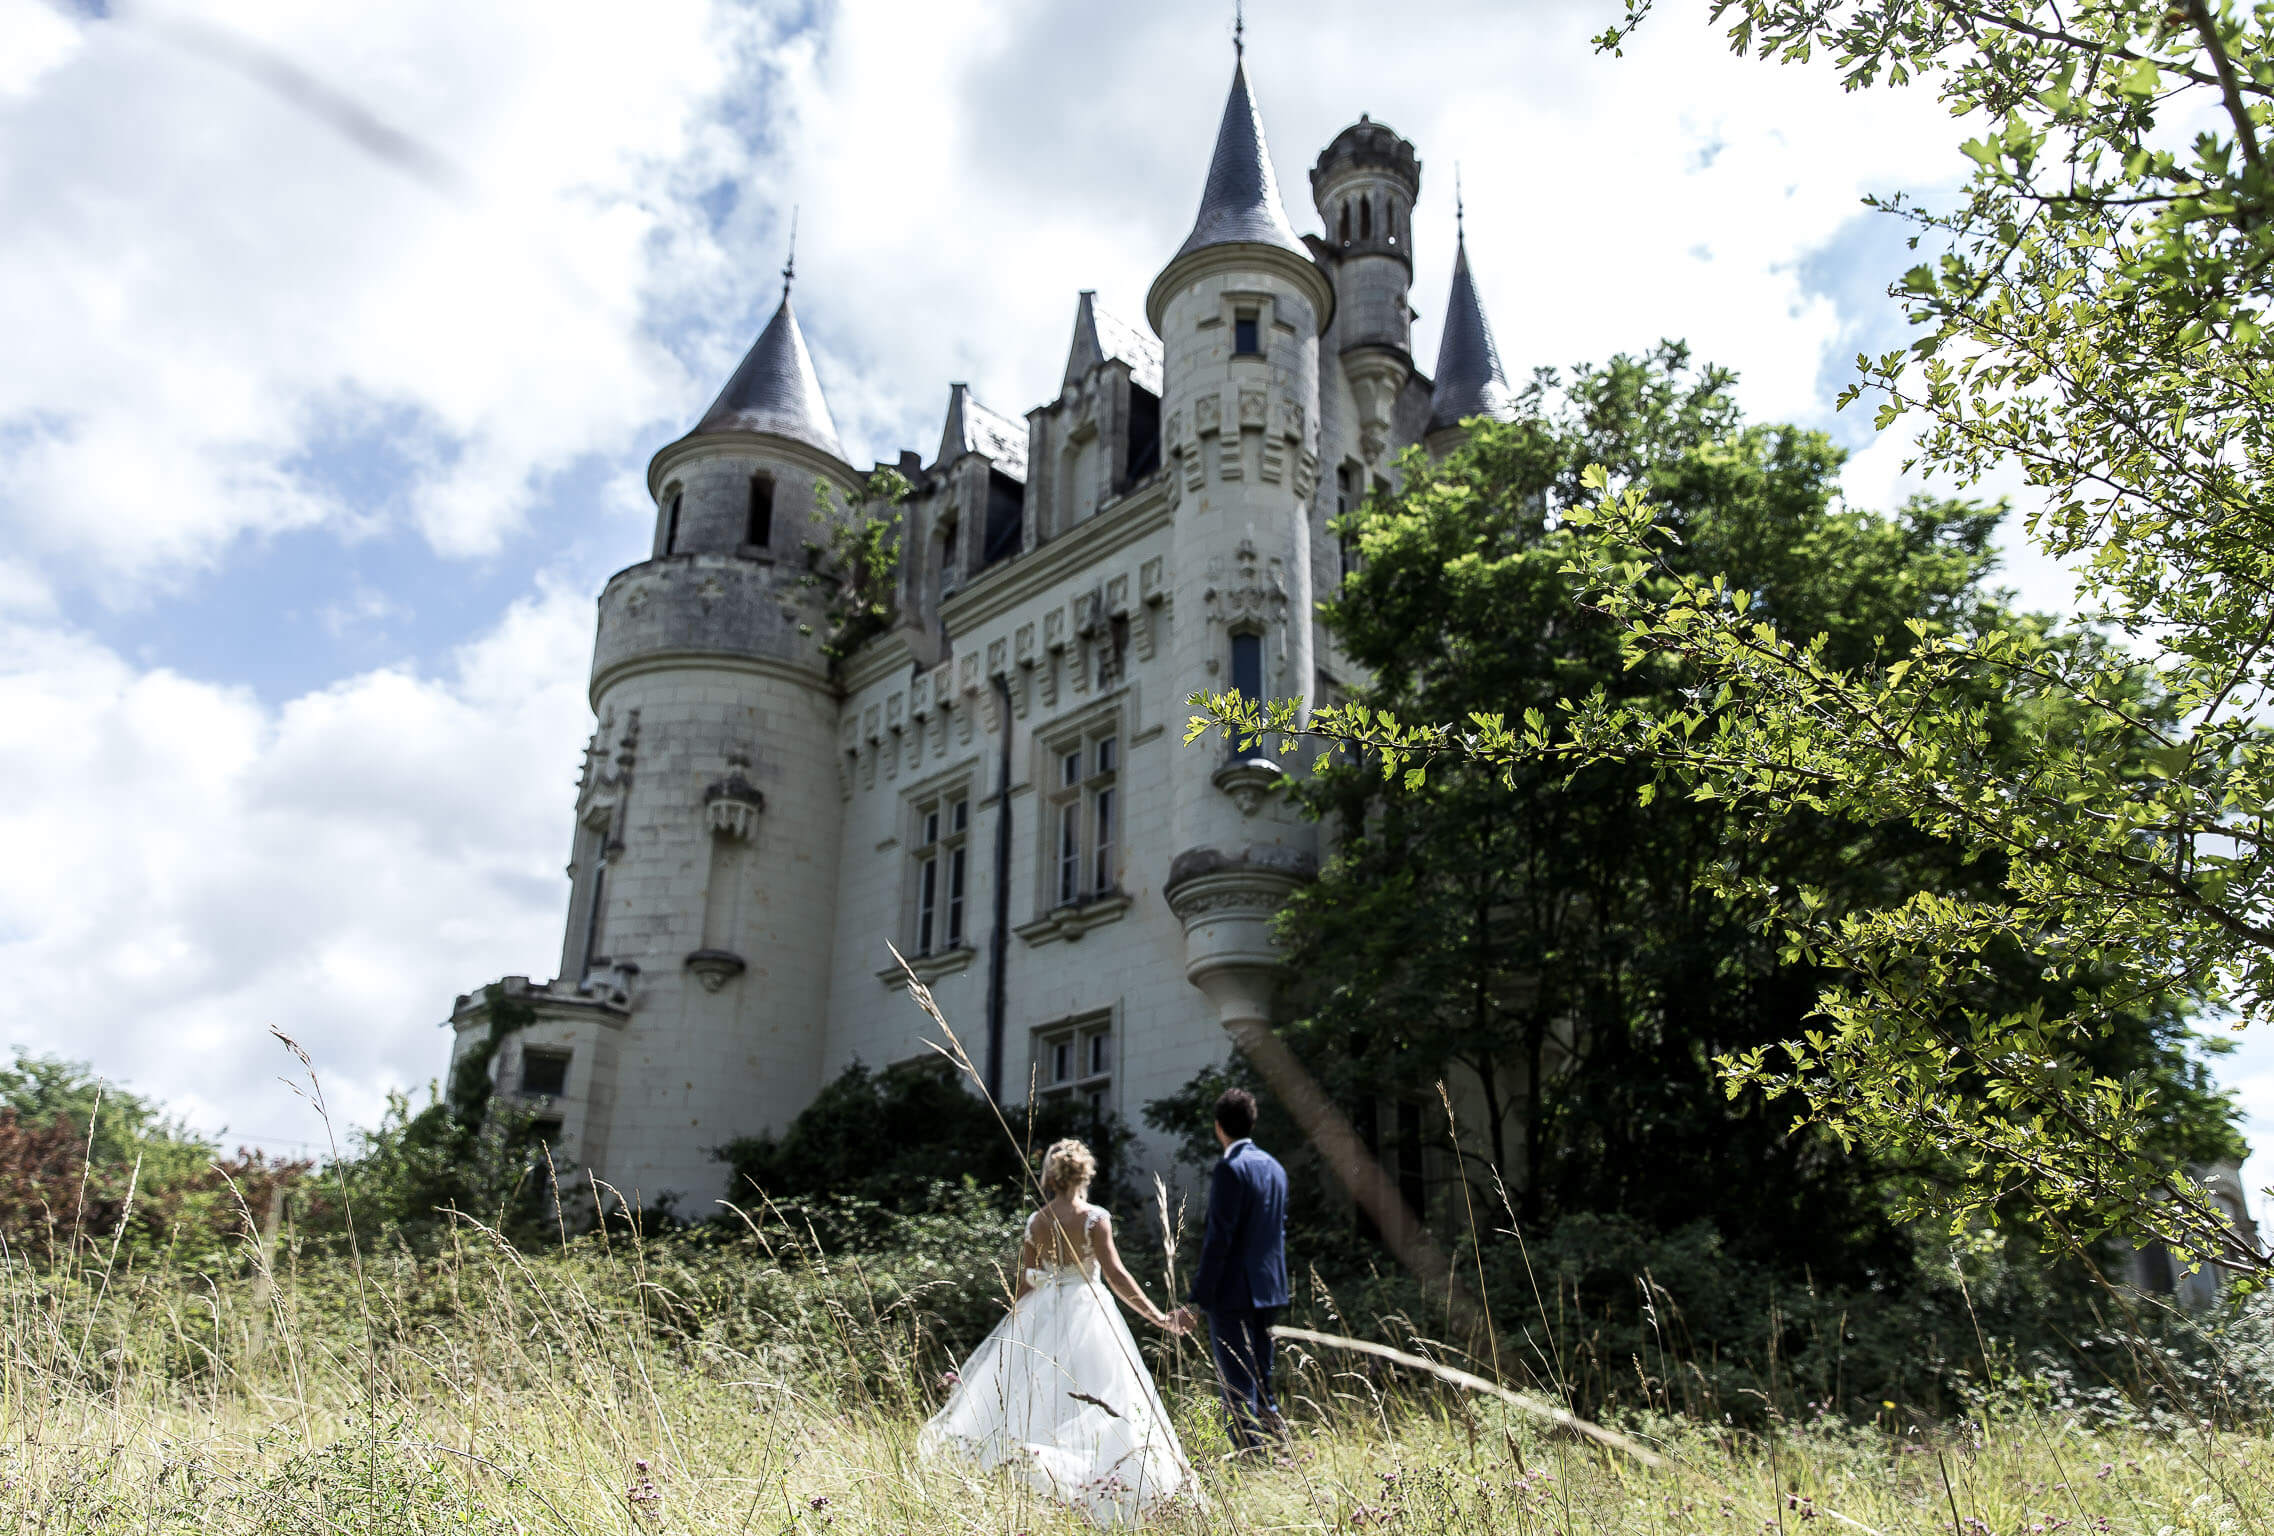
[[1053, 1042, 1072, 1082], [1062, 749, 1082, 787], [1234, 314, 1259, 355], [1058, 803, 1079, 904], [923, 809, 939, 847], [1093, 787, 1115, 891], [917, 857, 937, 954], [1231, 633, 1264, 702], [947, 847, 966, 944], [521, 1050, 570, 1098], [951, 798, 967, 833], [1088, 1032, 1107, 1075], [1096, 736, 1116, 775]]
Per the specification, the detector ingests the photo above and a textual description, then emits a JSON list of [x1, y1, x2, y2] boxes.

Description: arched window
[[1360, 196, 1372, 241], [1339, 200, 1352, 245], [662, 487, 682, 555]]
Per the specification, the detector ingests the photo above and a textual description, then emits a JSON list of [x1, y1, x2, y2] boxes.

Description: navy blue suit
[[1188, 1138, 1289, 1448]]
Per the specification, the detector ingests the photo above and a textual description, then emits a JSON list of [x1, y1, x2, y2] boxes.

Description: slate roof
[[1171, 60, 1307, 264], [937, 383, 1030, 480], [1427, 238, 1514, 435], [690, 294, 847, 461], [1064, 291, 1165, 396]]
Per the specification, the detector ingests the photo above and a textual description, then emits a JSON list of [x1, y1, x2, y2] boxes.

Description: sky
[[4, 0, 2268, 1199]]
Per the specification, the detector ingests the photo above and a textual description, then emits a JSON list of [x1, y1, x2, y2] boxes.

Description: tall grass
[[3, 1185, 2273, 1534]]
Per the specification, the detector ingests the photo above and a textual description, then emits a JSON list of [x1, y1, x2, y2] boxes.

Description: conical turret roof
[[1171, 59, 1306, 262], [1427, 236, 1514, 435], [690, 293, 847, 462]]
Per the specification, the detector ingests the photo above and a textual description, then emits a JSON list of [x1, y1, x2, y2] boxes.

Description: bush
[[715, 1061, 1136, 1222]]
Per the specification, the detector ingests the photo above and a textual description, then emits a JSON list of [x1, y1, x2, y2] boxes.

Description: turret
[[1311, 116, 1420, 466], [554, 252, 858, 1207], [1150, 50, 1330, 1045], [1424, 219, 1516, 455]]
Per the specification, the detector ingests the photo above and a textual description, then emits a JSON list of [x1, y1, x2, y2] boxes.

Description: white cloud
[[0, 0, 733, 594], [0, 583, 591, 1149]]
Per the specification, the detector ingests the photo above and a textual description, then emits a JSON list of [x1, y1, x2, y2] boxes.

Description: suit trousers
[[1205, 1304, 1282, 1450]]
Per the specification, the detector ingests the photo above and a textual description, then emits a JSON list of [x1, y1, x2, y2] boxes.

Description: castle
[[444, 50, 1518, 1211]]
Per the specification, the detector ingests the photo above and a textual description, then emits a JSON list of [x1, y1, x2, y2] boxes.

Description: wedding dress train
[[918, 1209, 1193, 1526]]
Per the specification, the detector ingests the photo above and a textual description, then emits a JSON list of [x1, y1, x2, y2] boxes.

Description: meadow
[[3, 1181, 2269, 1536]]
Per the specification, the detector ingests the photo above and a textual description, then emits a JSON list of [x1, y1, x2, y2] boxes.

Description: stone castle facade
[[445, 54, 1518, 1212]]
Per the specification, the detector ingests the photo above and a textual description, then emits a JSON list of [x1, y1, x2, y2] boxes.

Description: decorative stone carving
[[684, 949, 746, 992], [1238, 385, 1267, 428], [703, 766, 764, 840], [1211, 757, 1283, 816], [1194, 392, 1221, 437], [1135, 556, 1167, 662]]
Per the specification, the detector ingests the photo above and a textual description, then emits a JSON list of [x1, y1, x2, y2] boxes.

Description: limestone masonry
[[445, 56, 1519, 1212]]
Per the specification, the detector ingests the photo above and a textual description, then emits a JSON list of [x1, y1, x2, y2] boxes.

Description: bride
[[919, 1138, 1195, 1525]]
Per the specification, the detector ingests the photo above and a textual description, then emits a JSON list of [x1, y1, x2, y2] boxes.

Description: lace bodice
[[1024, 1206, 1104, 1286]]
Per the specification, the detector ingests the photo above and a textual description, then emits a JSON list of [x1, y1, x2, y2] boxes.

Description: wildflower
[[2096, 1464, 2113, 1480], [939, 1369, 960, 1390], [809, 1495, 831, 1512]]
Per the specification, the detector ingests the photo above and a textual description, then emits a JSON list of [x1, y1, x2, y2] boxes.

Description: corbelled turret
[[1312, 114, 1421, 466], [1150, 45, 1329, 1077]]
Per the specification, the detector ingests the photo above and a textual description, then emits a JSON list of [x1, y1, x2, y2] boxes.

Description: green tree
[[1196, 0, 2274, 1276], [1253, 355, 2236, 1284]]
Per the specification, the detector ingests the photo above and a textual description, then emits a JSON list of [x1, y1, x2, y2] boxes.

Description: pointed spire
[[690, 290, 847, 461], [937, 382, 973, 464], [1427, 228, 1514, 437], [935, 382, 1030, 478], [1064, 291, 1105, 386], [780, 205, 798, 297], [1171, 56, 1306, 263]]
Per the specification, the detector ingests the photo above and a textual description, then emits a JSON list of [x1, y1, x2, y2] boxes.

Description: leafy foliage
[[1193, 0, 2274, 1275], [715, 1060, 1137, 1222], [795, 467, 910, 662], [0, 1051, 303, 1263]]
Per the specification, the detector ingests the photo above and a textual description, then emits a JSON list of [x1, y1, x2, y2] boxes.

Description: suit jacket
[[1188, 1138, 1290, 1313]]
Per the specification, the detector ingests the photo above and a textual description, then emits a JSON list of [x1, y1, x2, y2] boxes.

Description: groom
[[1175, 1087, 1289, 1453]]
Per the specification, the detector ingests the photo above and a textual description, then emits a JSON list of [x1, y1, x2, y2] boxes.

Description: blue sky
[[6, 0, 2266, 1199]]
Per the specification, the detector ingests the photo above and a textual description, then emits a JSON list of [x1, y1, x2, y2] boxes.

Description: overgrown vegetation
[[1195, 0, 2274, 1276], [714, 1058, 1137, 1220], [795, 467, 910, 662], [6, 1161, 2274, 1533]]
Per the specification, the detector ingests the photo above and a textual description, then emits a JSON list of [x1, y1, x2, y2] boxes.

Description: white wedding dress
[[918, 1207, 1193, 1526]]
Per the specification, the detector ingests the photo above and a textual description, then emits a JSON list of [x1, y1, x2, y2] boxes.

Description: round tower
[[1311, 116, 1420, 467], [1147, 53, 1333, 1040], [573, 270, 858, 1209]]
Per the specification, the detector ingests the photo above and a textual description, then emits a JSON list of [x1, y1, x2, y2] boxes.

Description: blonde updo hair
[[1039, 1138, 1097, 1198]]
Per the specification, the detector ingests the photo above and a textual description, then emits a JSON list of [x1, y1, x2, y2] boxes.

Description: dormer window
[[1233, 310, 1261, 358], [747, 475, 775, 549]]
